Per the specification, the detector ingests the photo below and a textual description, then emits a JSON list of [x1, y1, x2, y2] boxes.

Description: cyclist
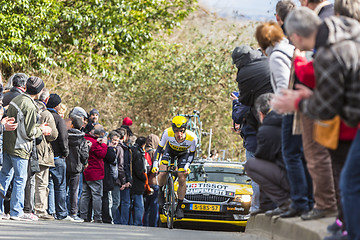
[[152, 116, 198, 219]]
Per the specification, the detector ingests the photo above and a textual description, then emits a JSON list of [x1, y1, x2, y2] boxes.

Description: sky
[[199, 0, 335, 21]]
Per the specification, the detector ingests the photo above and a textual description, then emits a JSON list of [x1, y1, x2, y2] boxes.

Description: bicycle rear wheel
[[165, 175, 175, 229]]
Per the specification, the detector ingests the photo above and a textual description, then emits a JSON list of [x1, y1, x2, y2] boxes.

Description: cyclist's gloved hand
[[184, 163, 191, 175], [151, 161, 159, 173], [185, 168, 191, 175]]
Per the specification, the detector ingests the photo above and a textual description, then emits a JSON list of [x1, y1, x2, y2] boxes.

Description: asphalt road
[[0, 219, 269, 240]]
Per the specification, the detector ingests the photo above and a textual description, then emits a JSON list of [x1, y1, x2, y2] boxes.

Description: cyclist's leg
[[157, 148, 171, 186], [177, 152, 189, 200]]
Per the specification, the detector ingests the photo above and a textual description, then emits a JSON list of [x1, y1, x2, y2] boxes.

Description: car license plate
[[190, 204, 220, 212]]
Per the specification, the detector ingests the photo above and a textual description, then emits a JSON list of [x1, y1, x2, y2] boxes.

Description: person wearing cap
[[3, 73, 28, 107], [84, 108, 100, 133], [46, 93, 71, 220], [0, 76, 52, 221]]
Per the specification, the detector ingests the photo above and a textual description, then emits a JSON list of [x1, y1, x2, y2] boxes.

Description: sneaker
[[301, 208, 337, 221], [71, 215, 84, 223], [327, 219, 343, 235], [58, 215, 74, 221], [10, 213, 37, 221], [324, 230, 348, 240], [94, 219, 103, 224], [37, 214, 55, 221], [0, 213, 10, 220]]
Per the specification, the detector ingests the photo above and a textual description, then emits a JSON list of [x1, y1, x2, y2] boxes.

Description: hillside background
[[0, 0, 259, 160]]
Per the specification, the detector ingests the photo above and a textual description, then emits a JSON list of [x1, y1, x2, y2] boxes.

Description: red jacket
[[294, 56, 357, 141], [83, 134, 108, 181]]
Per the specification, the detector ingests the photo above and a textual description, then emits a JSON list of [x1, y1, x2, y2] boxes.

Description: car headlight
[[233, 194, 252, 203]]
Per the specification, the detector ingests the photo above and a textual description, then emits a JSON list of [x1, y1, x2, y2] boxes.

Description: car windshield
[[187, 165, 251, 184]]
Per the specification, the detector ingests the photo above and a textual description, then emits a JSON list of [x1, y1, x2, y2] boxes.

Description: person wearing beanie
[[3, 73, 28, 107], [46, 93, 71, 220], [0, 76, 52, 221], [122, 117, 133, 126], [84, 108, 100, 133], [69, 106, 88, 131]]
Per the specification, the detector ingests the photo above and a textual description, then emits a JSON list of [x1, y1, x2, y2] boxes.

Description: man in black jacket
[[245, 93, 291, 217], [130, 137, 147, 226], [66, 117, 89, 222], [46, 93, 70, 220]]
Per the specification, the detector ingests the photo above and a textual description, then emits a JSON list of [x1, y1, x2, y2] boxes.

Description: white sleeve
[[158, 129, 168, 148]]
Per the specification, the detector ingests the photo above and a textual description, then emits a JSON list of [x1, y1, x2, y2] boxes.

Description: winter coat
[[2, 87, 24, 107], [66, 128, 89, 174], [3, 93, 43, 159], [103, 146, 117, 191], [265, 38, 294, 94], [119, 142, 132, 185], [300, 16, 360, 127], [232, 100, 257, 152], [48, 109, 69, 158], [36, 101, 58, 167], [234, 49, 273, 107], [130, 144, 146, 195], [83, 134, 107, 181], [254, 111, 284, 169], [115, 143, 125, 186]]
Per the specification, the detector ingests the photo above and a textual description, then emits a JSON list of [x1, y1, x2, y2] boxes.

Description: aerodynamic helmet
[[171, 116, 187, 131]]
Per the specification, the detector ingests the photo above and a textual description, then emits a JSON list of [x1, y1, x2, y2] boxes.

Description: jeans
[[47, 177, 55, 215], [143, 185, 159, 227], [49, 158, 68, 219], [0, 153, 28, 217], [246, 150, 260, 212], [120, 188, 131, 225], [102, 190, 112, 223], [340, 130, 360, 240], [111, 185, 121, 224], [282, 114, 313, 211], [131, 194, 144, 226], [66, 172, 80, 216]]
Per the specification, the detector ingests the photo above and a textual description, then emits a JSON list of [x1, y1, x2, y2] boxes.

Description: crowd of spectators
[[0, 74, 160, 226], [231, 0, 360, 239]]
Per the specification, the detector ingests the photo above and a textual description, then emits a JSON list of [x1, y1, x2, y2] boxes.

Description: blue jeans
[[143, 185, 159, 227], [111, 185, 121, 224], [282, 114, 313, 211], [49, 158, 68, 219], [0, 153, 28, 217], [340, 130, 360, 240], [120, 188, 131, 225], [246, 150, 260, 212], [131, 194, 144, 226], [48, 177, 55, 214]]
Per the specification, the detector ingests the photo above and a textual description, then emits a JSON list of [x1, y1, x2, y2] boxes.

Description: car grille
[[184, 211, 234, 221], [185, 194, 231, 203]]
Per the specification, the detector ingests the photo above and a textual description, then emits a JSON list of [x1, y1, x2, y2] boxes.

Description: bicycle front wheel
[[165, 175, 176, 229]]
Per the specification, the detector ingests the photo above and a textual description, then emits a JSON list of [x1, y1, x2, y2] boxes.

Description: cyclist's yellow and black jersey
[[158, 127, 197, 153], [154, 127, 198, 169]]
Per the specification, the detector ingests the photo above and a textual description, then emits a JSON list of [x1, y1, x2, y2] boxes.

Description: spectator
[[66, 117, 89, 222], [299, 0, 334, 19], [84, 108, 99, 133], [245, 93, 291, 217], [33, 89, 59, 220], [130, 137, 147, 226], [3, 73, 28, 107], [80, 124, 108, 223], [231, 45, 274, 214], [143, 134, 160, 227], [0, 76, 51, 221], [57, 103, 67, 119], [116, 127, 132, 225], [111, 128, 126, 224], [102, 131, 118, 224], [210, 149, 219, 160], [47, 93, 70, 220], [275, 0, 296, 34], [256, 20, 314, 219], [272, 6, 360, 239]]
